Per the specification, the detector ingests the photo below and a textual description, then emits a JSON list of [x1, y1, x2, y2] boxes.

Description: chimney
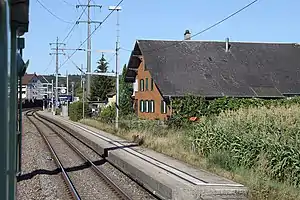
[[184, 30, 191, 40], [225, 37, 230, 52]]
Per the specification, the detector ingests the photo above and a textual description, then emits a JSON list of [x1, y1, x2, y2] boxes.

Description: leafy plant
[[190, 106, 300, 187], [119, 64, 134, 116], [100, 104, 116, 123], [69, 101, 89, 121], [170, 96, 300, 126]]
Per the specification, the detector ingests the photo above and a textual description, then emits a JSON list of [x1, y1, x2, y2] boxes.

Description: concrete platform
[[38, 111, 248, 200]]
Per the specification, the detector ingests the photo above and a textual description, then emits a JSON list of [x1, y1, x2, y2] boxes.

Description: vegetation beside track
[[79, 105, 300, 200]]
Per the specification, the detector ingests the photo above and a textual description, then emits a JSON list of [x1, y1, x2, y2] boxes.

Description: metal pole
[[71, 82, 75, 100], [82, 79, 85, 119], [115, 10, 120, 129], [55, 37, 59, 112], [46, 82, 49, 109], [8, 28, 17, 200], [81, 64, 83, 88], [87, 0, 92, 98], [17, 47, 23, 175], [0, 2, 10, 198], [51, 79, 54, 115], [66, 70, 69, 95]]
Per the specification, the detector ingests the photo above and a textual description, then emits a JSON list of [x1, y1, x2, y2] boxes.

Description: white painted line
[[50, 114, 244, 187]]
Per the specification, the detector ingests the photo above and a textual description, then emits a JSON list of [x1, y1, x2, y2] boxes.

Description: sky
[[23, 0, 300, 75]]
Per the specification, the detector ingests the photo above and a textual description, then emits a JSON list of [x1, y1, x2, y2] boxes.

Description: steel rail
[[36, 112, 162, 200], [25, 111, 81, 200], [33, 112, 132, 200]]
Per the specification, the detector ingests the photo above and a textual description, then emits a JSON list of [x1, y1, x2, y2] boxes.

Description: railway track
[[26, 110, 133, 200]]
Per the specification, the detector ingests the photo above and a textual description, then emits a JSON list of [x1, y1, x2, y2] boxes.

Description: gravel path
[[17, 113, 71, 200], [45, 117, 157, 200], [32, 116, 121, 200]]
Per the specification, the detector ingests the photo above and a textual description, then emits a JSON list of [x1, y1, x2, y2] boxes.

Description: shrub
[[69, 101, 89, 121], [55, 108, 61, 115], [100, 104, 116, 123], [170, 96, 300, 127]]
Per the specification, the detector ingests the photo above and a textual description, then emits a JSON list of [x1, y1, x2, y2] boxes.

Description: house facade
[[19, 73, 45, 100], [132, 58, 170, 120], [126, 33, 300, 120]]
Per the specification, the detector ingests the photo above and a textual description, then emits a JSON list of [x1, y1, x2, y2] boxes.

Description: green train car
[[0, 1, 29, 200]]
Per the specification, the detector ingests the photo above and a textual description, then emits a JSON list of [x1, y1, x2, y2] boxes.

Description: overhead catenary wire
[[120, 47, 132, 52], [143, 0, 260, 53], [60, 0, 75, 7], [77, 0, 89, 18], [36, 0, 73, 24], [59, 0, 124, 70], [62, 2, 89, 43], [43, 55, 55, 73]]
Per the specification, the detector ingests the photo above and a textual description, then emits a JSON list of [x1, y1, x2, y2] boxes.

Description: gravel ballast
[[17, 113, 71, 200], [32, 115, 121, 200], [44, 115, 157, 200]]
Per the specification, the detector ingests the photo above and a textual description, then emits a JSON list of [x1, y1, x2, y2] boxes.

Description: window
[[145, 78, 149, 90], [140, 100, 144, 112], [150, 100, 155, 113], [145, 100, 149, 113], [140, 79, 144, 91], [22, 91, 26, 94], [161, 100, 167, 114], [151, 78, 154, 91]]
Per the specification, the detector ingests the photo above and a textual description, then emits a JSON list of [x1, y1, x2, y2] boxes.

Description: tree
[[119, 64, 134, 116], [90, 54, 114, 101]]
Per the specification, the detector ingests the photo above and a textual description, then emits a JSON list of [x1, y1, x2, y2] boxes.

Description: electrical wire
[[36, 0, 73, 24], [59, 0, 124, 70], [60, 0, 75, 7], [43, 55, 55, 73], [77, 0, 89, 19], [108, 54, 116, 64], [120, 47, 132, 52], [62, 1, 89, 43], [143, 0, 260, 53]]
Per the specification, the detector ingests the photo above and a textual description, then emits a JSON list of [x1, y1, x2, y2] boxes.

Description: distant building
[[125, 32, 300, 120], [18, 73, 44, 100], [106, 92, 116, 107]]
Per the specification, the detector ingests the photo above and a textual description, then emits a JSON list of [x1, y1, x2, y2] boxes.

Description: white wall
[[18, 85, 27, 99], [133, 79, 138, 96]]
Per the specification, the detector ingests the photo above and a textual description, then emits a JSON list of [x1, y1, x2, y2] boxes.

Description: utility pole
[[76, 0, 102, 99], [81, 64, 84, 88], [50, 37, 65, 112], [66, 70, 69, 95], [71, 82, 75, 100], [51, 79, 54, 114], [82, 77, 86, 119], [109, 6, 122, 129]]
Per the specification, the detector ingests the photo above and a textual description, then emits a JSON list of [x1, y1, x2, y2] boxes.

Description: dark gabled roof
[[22, 73, 37, 85], [126, 39, 300, 98]]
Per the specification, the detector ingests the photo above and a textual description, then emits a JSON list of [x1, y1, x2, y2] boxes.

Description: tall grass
[[190, 106, 300, 188]]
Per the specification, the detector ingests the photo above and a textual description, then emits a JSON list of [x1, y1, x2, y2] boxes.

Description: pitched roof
[[22, 73, 37, 85], [126, 39, 300, 98]]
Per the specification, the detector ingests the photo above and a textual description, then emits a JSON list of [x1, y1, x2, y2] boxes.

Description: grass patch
[[79, 105, 300, 200]]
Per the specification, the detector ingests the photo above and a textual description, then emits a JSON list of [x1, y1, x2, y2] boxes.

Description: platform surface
[[39, 111, 248, 200]]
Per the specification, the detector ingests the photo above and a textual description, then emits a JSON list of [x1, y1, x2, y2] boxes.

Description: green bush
[[170, 96, 300, 126], [100, 104, 116, 123], [69, 101, 89, 121], [55, 108, 61, 115]]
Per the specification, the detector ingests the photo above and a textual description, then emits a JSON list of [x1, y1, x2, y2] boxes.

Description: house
[[19, 73, 45, 100], [106, 92, 116, 107], [125, 31, 300, 120]]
